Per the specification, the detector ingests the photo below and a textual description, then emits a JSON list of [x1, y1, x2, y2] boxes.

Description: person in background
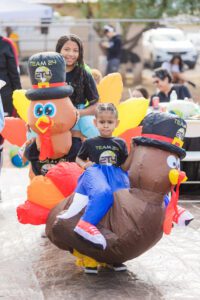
[[150, 68, 192, 105], [0, 35, 21, 116], [56, 34, 99, 140], [91, 68, 103, 85], [130, 85, 149, 99], [0, 80, 5, 202], [161, 55, 185, 84], [100, 25, 122, 75], [5, 26, 20, 59]]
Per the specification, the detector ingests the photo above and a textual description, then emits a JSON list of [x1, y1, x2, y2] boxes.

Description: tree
[[77, 0, 200, 82], [78, 0, 200, 46]]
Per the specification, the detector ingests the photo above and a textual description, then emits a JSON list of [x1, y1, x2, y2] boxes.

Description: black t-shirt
[[25, 137, 82, 175], [150, 84, 191, 105], [0, 36, 21, 115], [107, 35, 122, 60], [66, 66, 99, 108], [77, 136, 128, 167]]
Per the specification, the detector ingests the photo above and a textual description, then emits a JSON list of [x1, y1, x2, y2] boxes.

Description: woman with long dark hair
[[162, 55, 185, 84], [56, 34, 99, 139]]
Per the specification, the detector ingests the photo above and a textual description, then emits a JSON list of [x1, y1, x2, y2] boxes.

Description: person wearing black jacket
[[0, 35, 21, 116], [100, 25, 122, 75]]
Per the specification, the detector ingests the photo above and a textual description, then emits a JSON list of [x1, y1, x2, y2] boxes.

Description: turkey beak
[[35, 116, 54, 134], [169, 169, 187, 185]]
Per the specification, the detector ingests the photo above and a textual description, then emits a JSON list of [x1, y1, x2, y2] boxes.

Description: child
[[56, 34, 99, 139], [58, 103, 134, 251], [130, 85, 149, 99]]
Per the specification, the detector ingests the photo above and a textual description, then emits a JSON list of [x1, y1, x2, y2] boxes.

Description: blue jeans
[[106, 58, 120, 75]]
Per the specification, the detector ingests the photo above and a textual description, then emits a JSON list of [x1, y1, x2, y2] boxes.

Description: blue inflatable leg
[[78, 116, 99, 138]]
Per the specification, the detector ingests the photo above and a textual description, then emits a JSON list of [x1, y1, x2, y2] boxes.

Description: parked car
[[186, 31, 200, 55], [143, 27, 198, 69]]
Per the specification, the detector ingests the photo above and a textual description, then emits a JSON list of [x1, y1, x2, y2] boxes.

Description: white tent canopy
[[0, 0, 53, 24]]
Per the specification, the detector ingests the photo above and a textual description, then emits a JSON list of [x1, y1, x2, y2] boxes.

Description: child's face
[[94, 111, 119, 138], [60, 40, 79, 68]]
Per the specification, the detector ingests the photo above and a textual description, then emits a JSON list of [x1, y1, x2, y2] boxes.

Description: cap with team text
[[26, 52, 73, 101], [133, 112, 187, 159]]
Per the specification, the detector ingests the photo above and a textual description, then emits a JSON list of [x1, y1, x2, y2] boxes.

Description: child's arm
[[121, 142, 134, 171], [76, 156, 94, 170], [76, 139, 95, 169]]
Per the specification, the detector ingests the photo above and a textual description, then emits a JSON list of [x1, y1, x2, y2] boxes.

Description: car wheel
[[150, 54, 161, 69], [149, 54, 154, 69], [153, 61, 162, 69]]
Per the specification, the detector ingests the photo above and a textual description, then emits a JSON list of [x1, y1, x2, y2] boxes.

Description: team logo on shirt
[[99, 150, 117, 165]]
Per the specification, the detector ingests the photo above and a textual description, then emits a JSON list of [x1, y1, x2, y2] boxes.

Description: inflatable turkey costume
[[24, 52, 79, 175], [16, 53, 149, 226], [17, 52, 83, 224], [46, 112, 188, 264]]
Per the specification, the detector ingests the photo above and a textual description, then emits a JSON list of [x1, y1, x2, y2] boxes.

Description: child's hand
[[26, 124, 31, 132], [84, 161, 95, 169]]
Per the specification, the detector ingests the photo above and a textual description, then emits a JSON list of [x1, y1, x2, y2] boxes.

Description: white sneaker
[[84, 267, 98, 274], [108, 263, 127, 272]]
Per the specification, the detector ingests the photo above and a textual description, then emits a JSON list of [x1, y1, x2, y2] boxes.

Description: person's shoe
[[84, 267, 98, 274], [108, 263, 127, 272], [74, 220, 107, 250]]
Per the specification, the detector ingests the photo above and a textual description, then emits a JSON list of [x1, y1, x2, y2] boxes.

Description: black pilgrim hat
[[133, 112, 187, 159], [26, 52, 73, 101]]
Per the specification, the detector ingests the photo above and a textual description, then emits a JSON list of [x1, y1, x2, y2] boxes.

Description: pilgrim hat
[[133, 112, 187, 159], [26, 52, 73, 101]]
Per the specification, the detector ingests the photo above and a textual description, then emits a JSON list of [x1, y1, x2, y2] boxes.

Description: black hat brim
[[133, 137, 186, 159], [26, 85, 74, 101]]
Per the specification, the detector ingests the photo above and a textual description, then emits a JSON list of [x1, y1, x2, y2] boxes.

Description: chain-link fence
[[1, 18, 200, 96]]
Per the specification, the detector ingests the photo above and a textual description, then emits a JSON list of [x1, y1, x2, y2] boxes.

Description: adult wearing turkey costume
[[58, 103, 131, 251], [46, 112, 188, 265], [17, 52, 83, 225]]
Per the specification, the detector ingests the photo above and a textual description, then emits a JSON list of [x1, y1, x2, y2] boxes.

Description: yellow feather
[[13, 90, 30, 123], [97, 73, 123, 106], [113, 98, 150, 136]]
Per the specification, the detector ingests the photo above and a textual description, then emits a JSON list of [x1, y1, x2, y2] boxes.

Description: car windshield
[[152, 32, 185, 42]]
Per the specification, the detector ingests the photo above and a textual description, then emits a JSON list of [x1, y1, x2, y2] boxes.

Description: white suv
[[143, 27, 198, 69]]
